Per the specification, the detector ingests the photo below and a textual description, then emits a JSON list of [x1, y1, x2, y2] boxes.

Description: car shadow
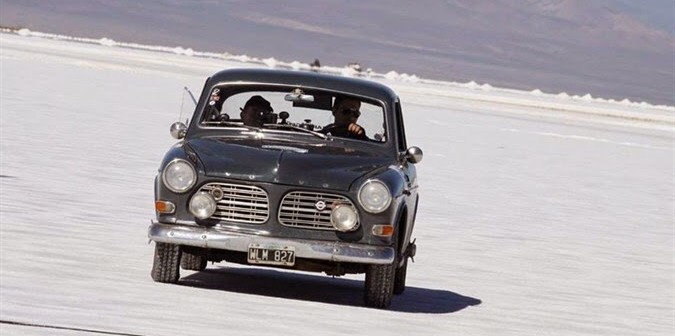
[[179, 266, 481, 313]]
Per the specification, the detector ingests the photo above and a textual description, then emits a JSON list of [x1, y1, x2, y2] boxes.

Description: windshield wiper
[[264, 124, 330, 140]]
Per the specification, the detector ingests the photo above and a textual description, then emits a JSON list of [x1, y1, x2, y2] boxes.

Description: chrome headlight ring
[[357, 179, 392, 213], [189, 191, 217, 219], [330, 203, 360, 232], [162, 158, 197, 193]]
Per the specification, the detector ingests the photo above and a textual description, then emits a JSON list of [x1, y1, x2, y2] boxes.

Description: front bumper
[[148, 221, 394, 265]]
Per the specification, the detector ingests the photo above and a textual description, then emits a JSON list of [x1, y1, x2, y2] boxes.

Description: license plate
[[247, 244, 295, 266]]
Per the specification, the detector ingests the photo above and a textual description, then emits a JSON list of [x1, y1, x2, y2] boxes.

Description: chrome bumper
[[148, 222, 394, 265]]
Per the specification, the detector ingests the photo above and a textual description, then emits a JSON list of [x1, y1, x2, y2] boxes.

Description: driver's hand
[[347, 123, 364, 135]]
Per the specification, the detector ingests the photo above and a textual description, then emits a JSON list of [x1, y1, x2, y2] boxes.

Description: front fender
[[349, 165, 409, 245], [351, 165, 407, 199]]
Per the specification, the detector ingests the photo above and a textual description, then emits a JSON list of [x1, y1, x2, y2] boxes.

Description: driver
[[320, 96, 368, 140], [240, 95, 273, 127]]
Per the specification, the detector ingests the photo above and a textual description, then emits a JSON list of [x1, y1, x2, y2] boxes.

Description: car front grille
[[278, 191, 356, 230], [199, 183, 269, 224]]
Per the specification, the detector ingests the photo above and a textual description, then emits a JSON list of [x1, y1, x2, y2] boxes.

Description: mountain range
[[1, 0, 673, 105]]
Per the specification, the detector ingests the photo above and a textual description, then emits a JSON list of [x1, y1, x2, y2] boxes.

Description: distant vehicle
[[148, 68, 422, 308], [310, 58, 321, 72], [347, 62, 363, 73]]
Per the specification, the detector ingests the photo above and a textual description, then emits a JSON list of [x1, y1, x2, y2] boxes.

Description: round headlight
[[189, 192, 217, 219], [358, 180, 391, 213], [162, 159, 196, 193], [330, 204, 359, 232]]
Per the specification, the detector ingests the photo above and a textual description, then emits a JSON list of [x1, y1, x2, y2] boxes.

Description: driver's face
[[333, 99, 361, 126], [241, 106, 264, 127]]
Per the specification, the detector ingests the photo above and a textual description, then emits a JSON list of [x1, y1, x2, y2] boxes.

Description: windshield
[[200, 86, 387, 143]]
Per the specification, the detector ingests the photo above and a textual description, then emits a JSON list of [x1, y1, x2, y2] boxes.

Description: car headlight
[[330, 204, 359, 232], [358, 179, 391, 213], [162, 159, 196, 193], [189, 192, 217, 219]]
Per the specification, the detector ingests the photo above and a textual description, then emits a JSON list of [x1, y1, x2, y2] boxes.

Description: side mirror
[[405, 146, 423, 164], [170, 122, 187, 139]]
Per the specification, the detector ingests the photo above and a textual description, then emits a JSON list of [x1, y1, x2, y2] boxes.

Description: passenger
[[321, 96, 368, 140], [240, 95, 273, 127]]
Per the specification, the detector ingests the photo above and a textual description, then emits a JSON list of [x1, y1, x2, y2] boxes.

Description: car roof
[[208, 68, 398, 102]]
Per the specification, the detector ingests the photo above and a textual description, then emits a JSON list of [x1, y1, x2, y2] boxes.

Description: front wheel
[[393, 257, 408, 295], [364, 262, 395, 308], [151, 242, 181, 283], [180, 249, 207, 271]]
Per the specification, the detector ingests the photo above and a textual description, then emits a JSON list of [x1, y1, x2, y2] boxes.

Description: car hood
[[186, 137, 392, 191]]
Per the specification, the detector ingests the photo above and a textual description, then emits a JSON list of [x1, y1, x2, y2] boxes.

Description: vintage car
[[148, 68, 422, 308]]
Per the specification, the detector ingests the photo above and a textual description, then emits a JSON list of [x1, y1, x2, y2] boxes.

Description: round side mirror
[[170, 122, 187, 139], [406, 146, 423, 164]]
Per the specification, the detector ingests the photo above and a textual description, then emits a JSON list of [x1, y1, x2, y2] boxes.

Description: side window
[[356, 100, 386, 142], [395, 99, 407, 151]]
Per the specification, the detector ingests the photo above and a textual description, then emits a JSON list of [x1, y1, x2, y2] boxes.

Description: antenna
[[178, 86, 198, 123], [179, 88, 186, 122], [184, 86, 197, 105]]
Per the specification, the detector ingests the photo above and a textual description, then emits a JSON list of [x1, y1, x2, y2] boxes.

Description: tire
[[393, 216, 408, 295], [364, 262, 395, 308], [393, 257, 408, 295], [181, 250, 207, 271], [151, 242, 181, 283]]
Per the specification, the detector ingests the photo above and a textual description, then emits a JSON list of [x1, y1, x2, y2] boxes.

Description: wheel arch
[[394, 202, 408, 258], [395, 194, 419, 263]]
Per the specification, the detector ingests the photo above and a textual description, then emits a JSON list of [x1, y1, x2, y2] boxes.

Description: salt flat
[[1, 33, 673, 336]]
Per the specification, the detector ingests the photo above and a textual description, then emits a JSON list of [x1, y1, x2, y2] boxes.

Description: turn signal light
[[372, 225, 394, 237], [155, 200, 176, 214]]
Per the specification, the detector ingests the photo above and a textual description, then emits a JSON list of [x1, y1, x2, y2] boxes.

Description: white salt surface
[[1, 33, 673, 336]]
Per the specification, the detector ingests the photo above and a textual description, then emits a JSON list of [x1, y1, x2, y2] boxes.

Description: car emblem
[[315, 200, 326, 211]]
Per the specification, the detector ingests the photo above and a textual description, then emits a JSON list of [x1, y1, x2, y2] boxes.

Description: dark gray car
[[148, 68, 422, 308]]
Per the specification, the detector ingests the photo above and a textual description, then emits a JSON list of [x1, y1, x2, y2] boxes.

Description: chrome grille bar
[[199, 182, 269, 224], [278, 191, 356, 230]]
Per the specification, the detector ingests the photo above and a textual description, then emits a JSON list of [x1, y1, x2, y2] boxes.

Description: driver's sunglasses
[[255, 108, 272, 116], [244, 106, 271, 115], [340, 108, 361, 118]]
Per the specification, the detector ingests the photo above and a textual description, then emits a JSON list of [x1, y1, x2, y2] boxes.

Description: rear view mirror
[[284, 88, 314, 103]]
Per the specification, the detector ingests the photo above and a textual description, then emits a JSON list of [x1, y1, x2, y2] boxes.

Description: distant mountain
[[608, 0, 675, 33], [1, 0, 673, 105]]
